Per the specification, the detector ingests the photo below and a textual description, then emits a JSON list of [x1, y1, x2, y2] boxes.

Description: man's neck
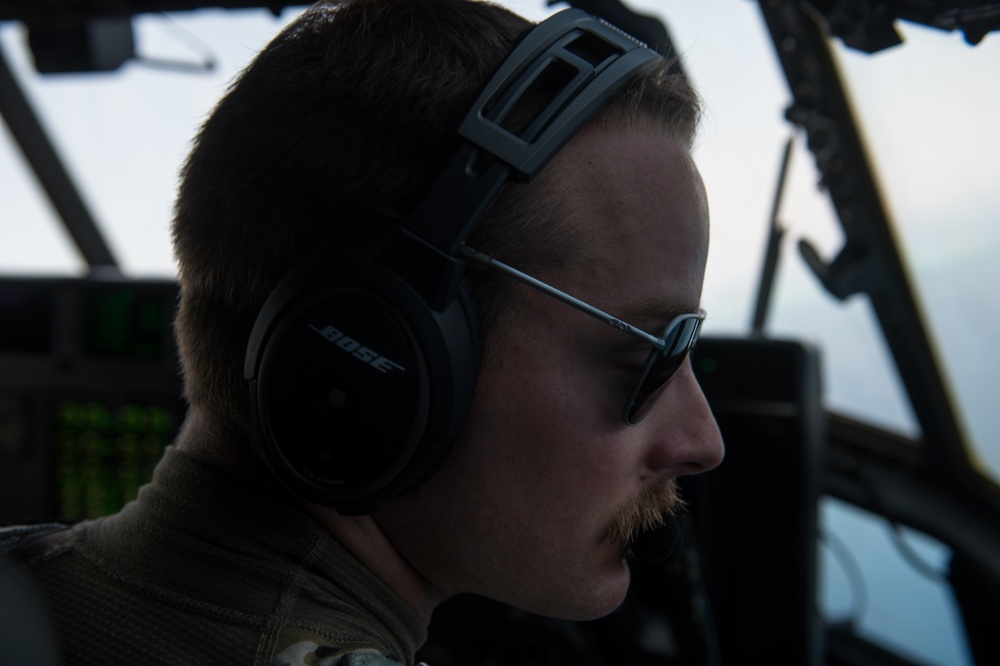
[[172, 409, 281, 493], [302, 504, 447, 625], [176, 409, 445, 625]]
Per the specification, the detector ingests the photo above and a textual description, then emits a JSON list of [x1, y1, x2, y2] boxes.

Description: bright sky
[[1, 3, 997, 663]]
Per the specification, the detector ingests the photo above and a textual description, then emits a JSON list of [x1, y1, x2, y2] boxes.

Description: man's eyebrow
[[615, 297, 700, 333]]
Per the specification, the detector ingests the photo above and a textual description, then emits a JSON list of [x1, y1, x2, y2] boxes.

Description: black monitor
[[0, 277, 184, 522]]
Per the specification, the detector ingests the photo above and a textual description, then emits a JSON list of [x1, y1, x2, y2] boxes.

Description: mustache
[[606, 479, 686, 550]]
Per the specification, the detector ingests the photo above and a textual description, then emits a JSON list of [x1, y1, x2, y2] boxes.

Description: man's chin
[[568, 583, 631, 622], [511, 563, 631, 622], [566, 557, 632, 621]]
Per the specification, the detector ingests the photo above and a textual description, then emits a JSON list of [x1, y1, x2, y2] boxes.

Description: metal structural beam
[[755, 0, 989, 501], [0, 41, 119, 269], [0, 1, 300, 23]]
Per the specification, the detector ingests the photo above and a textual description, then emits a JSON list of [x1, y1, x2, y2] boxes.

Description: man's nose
[[642, 361, 725, 476]]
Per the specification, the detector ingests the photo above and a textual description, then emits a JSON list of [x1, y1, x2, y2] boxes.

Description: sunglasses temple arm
[[459, 245, 664, 350]]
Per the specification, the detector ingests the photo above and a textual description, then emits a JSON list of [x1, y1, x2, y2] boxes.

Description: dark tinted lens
[[624, 315, 702, 424]]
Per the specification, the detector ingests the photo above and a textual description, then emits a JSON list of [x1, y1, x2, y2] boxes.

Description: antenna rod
[[751, 135, 794, 335]]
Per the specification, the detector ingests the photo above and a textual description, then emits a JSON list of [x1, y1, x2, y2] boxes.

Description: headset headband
[[378, 8, 662, 313]]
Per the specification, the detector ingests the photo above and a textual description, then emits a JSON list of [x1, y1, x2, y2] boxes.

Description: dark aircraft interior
[[1, 1, 998, 664]]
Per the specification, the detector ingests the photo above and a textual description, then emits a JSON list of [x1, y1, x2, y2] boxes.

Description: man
[[2, 1, 723, 664]]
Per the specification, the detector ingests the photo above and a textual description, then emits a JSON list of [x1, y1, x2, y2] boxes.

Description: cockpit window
[[833, 23, 1000, 488]]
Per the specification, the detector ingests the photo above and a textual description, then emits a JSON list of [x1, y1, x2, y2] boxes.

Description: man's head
[[172, 0, 699, 443], [172, 0, 721, 620]]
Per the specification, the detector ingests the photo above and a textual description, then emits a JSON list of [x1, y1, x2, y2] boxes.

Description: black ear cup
[[245, 243, 478, 514]]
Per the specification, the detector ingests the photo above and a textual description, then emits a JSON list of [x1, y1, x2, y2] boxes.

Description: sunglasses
[[460, 245, 705, 425]]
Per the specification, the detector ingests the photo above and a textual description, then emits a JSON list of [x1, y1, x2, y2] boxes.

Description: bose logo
[[308, 324, 406, 374]]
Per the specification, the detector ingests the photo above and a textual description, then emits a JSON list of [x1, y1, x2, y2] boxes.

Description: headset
[[244, 8, 664, 515]]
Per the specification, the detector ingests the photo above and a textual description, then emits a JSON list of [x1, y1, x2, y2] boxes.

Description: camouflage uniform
[[1, 448, 427, 665]]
